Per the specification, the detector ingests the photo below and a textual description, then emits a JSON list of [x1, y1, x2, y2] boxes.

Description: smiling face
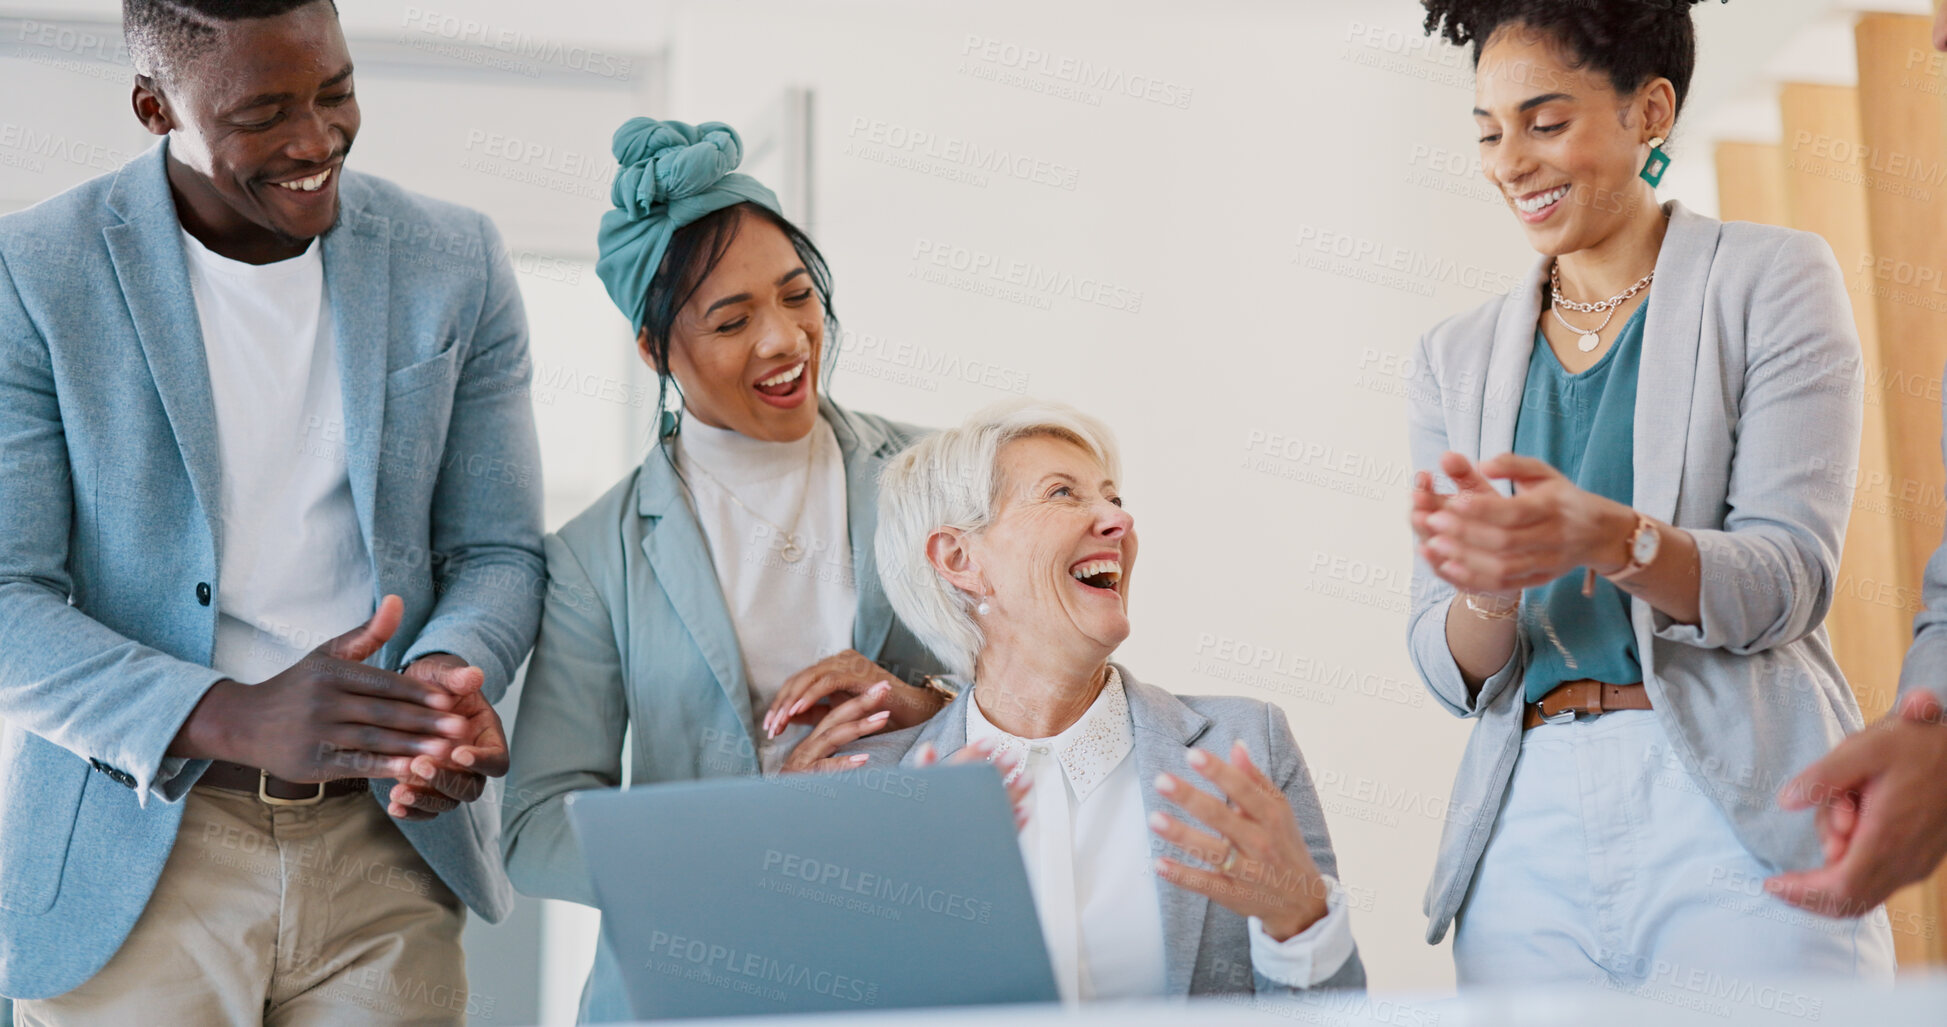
[[1472, 26, 1672, 258], [955, 434, 1137, 669], [644, 211, 824, 443], [135, 0, 357, 263]]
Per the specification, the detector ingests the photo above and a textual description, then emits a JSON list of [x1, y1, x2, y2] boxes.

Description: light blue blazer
[[1408, 201, 1868, 943], [840, 665, 1367, 996], [500, 398, 943, 1021], [0, 141, 545, 998]]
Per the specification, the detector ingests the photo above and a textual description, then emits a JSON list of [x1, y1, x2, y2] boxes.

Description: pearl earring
[[976, 600, 991, 616]]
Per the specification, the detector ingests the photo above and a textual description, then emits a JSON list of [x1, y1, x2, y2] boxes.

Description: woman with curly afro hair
[[1404, 0, 1896, 988]]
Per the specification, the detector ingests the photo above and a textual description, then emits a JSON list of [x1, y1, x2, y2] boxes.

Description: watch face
[[1632, 525, 1660, 565]]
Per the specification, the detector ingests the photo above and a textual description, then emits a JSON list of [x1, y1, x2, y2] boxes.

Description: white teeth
[[276, 169, 331, 193], [1515, 185, 1569, 214], [758, 362, 805, 388], [1070, 559, 1122, 584]]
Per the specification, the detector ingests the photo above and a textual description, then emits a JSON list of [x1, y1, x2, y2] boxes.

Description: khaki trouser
[[17, 784, 470, 1026]]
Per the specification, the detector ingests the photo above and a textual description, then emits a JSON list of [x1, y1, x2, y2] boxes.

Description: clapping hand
[[1416, 452, 1631, 596], [383, 653, 510, 821]]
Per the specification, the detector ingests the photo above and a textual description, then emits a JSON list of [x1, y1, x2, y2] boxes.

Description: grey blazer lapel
[[824, 399, 899, 659], [102, 144, 225, 554], [1122, 666, 1215, 996], [636, 444, 757, 739], [1477, 254, 1545, 493], [320, 177, 391, 556], [1634, 200, 1715, 525]]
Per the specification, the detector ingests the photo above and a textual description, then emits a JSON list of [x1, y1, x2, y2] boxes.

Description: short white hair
[[875, 398, 1122, 680]]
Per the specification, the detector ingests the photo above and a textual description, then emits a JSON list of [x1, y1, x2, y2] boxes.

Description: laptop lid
[[566, 763, 1059, 1020]]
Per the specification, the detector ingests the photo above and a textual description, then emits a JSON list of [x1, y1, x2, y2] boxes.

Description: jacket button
[[195, 582, 211, 606]]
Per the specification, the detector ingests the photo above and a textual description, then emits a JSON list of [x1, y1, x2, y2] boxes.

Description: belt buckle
[[258, 769, 328, 807], [1540, 707, 1579, 726], [1532, 696, 1582, 726]]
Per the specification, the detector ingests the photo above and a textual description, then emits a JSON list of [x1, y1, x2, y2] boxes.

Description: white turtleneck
[[674, 410, 857, 774]]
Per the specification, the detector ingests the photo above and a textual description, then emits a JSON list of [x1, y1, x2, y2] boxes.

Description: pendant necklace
[[1550, 261, 1654, 353], [681, 434, 817, 563]]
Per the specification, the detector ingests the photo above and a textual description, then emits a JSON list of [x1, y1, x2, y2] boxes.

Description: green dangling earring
[[1640, 135, 1671, 187]]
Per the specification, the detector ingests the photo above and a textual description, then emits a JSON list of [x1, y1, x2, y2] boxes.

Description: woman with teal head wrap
[[594, 117, 782, 336], [502, 116, 1012, 1022]]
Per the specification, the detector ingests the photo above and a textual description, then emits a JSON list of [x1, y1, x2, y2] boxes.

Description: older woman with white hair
[[843, 399, 1365, 1000]]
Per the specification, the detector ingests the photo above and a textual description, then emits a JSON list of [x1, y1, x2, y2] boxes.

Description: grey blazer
[[841, 665, 1367, 996], [0, 141, 544, 998], [1899, 423, 1947, 706], [501, 398, 944, 1021], [1408, 201, 1867, 943]]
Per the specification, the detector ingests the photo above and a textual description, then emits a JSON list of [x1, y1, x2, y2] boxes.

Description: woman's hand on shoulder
[[778, 681, 893, 774], [763, 650, 947, 738]]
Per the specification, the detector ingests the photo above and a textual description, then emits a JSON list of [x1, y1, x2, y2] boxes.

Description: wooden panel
[[1715, 141, 1789, 226], [1779, 83, 1906, 720], [1856, 11, 1947, 968]]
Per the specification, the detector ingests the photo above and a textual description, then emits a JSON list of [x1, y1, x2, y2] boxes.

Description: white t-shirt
[[675, 411, 857, 774], [181, 229, 375, 685]]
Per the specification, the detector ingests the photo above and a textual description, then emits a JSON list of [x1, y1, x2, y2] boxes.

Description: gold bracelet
[[1462, 593, 1519, 620]]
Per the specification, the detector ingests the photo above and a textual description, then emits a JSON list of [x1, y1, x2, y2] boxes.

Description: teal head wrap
[[595, 117, 782, 333]]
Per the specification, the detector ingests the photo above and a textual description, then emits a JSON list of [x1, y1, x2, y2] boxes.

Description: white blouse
[[965, 667, 1355, 1000], [676, 411, 856, 774]]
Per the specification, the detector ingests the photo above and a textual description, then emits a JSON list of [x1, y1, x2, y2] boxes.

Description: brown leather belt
[[198, 760, 367, 806], [1523, 679, 1652, 731]]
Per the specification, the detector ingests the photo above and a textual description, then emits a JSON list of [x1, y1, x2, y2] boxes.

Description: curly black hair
[[124, 0, 337, 80], [1422, 1, 1725, 120]]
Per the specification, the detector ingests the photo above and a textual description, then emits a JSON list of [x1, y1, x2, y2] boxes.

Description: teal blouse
[[1514, 303, 1647, 703]]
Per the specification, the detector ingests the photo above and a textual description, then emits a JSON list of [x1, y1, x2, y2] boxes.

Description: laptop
[[565, 763, 1060, 1020]]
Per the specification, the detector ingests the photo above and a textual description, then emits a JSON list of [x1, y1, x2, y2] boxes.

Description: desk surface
[[628, 974, 1947, 1027]]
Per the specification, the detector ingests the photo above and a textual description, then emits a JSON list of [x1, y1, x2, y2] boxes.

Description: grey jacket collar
[[891, 663, 1218, 995], [633, 396, 907, 736], [1479, 198, 1721, 526], [102, 139, 398, 573]]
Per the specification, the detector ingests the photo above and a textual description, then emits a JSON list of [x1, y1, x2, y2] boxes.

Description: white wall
[[0, 0, 1894, 1021]]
